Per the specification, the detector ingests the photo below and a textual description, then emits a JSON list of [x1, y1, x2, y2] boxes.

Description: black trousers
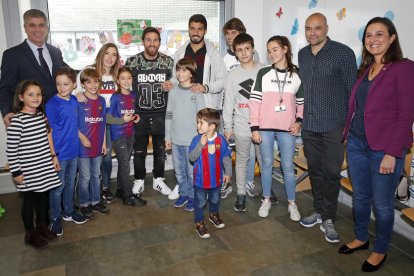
[[301, 127, 344, 222], [21, 191, 48, 230], [133, 115, 166, 180]]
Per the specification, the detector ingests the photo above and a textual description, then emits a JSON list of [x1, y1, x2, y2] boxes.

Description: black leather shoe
[[338, 240, 369, 254], [361, 254, 387, 272]]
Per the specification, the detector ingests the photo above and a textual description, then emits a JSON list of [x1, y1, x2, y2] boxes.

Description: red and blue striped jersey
[[77, 96, 106, 158], [189, 133, 231, 189]]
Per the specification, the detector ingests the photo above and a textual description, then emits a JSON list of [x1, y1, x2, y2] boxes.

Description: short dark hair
[[232, 33, 254, 52], [56, 67, 76, 82], [23, 9, 48, 26], [222, 18, 246, 35], [142, 27, 161, 42], [80, 68, 101, 84], [197, 108, 220, 130], [358, 17, 403, 77], [189, 14, 207, 30], [176, 58, 197, 83]]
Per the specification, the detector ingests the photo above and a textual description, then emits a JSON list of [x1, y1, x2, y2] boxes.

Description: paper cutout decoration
[[308, 0, 318, 9], [337, 8, 346, 20], [276, 7, 283, 18], [291, 18, 299, 35]]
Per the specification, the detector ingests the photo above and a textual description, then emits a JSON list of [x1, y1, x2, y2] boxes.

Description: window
[[47, 0, 222, 70]]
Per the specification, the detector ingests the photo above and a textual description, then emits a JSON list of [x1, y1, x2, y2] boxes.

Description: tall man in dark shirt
[[125, 27, 174, 202], [298, 13, 357, 243]]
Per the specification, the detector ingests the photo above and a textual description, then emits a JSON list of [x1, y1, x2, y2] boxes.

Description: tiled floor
[[0, 170, 413, 275]]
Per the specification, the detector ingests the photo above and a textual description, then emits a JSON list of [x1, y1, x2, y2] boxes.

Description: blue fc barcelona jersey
[[108, 92, 136, 141]]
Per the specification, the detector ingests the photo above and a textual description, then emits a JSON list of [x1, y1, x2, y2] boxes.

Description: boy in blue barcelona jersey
[[189, 108, 232, 239], [46, 67, 86, 236], [77, 68, 109, 220]]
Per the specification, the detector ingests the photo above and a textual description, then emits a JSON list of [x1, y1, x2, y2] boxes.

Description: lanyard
[[274, 67, 288, 104]]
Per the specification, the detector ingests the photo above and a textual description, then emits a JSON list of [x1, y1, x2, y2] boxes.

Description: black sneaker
[[261, 189, 278, 205], [80, 205, 95, 220], [115, 189, 124, 200], [102, 189, 115, 204], [234, 194, 246, 212], [123, 194, 147, 207], [90, 202, 110, 215]]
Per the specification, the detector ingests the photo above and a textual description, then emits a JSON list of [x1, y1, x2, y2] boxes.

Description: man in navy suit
[[0, 9, 67, 126]]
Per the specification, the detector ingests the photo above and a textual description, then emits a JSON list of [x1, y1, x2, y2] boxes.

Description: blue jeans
[[259, 131, 296, 200], [101, 126, 112, 190], [347, 134, 405, 253], [113, 135, 134, 197], [194, 186, 221, 223], [78, 156, 103, 207], [172, 143, 194, 198], [50, 157, 78, 219]]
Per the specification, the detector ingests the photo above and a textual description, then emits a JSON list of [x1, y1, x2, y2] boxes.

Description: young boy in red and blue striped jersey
[[77, 68, 109, 219], [189, 108, 232, 239]]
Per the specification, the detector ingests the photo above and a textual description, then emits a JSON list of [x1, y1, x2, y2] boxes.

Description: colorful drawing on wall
[[308, 0, 319, 9], [117, 19, 151, 45], [336, 8, 346, 20], [276, 7, 283, 18], [384, 10, 395, 20], [80, 35, 96, 56], [98, 31, 115, 45], [54, 40, 78, 62], [62, 42, 78, 62], [165, 30, 188, 50], [291, 18, 299, 35]]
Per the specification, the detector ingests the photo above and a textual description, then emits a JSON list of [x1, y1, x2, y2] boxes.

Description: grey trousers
[[234, 134, 262, 195]]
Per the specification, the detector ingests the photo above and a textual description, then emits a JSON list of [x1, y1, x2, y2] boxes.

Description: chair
[[293, 145, 348, 192]]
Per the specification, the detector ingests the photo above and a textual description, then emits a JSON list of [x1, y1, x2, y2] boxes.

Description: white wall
[[233, 0, 265, 63], [234, 0, 413, 65]]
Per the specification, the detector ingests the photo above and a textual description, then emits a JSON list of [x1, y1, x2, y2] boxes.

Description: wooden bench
[[401, 207, 414, 222]]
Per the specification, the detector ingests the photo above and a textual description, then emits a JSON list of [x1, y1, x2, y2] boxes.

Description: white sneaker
[[168, 185, 179, 200], [132, 179, 145, 195], [153, 177, 171, 195], [258, 199, 271, 218], [288, 202, 301, 222]]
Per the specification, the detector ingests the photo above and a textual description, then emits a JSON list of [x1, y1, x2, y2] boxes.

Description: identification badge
[[274, 105, 286, 112]]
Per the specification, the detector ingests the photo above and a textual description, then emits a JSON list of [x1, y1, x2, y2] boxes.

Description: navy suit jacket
[[0, 39, 67, 116], [344, 59, 414, 158]]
